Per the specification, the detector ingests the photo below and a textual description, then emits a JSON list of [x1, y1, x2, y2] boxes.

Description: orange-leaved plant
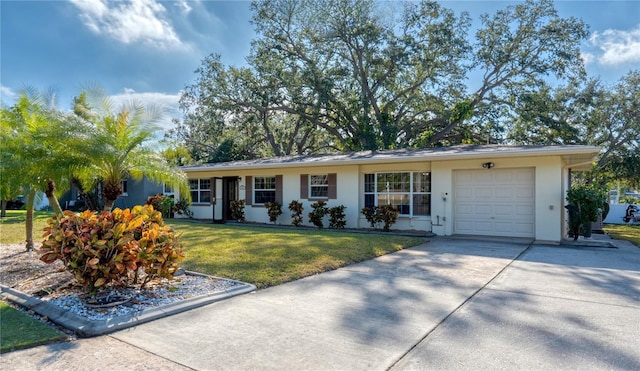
[[40, 205, 184, 294]]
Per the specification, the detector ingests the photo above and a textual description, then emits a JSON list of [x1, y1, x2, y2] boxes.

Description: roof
[[181, 145, 600, 172]]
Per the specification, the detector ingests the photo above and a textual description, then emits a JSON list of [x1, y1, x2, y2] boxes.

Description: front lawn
[[0, 301, 67, 353], [603, 224, 640, 247], [1, 211, 425, 289], [168, 220, 425, 288], [0, 210, 53, 245]]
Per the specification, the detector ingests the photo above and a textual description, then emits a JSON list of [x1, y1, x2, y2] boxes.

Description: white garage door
[[454, 168, 535, 238]]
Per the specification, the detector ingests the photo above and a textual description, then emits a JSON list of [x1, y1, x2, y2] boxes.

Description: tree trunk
[[103, 200, 115, 212], [0, 200, 6, 218], [25, 188, 37, 251], [45, 178, 64, 215], [102, 181, 121, 212]]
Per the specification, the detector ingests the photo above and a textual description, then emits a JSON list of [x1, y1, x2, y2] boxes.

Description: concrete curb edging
[[0, 272, 256, 338]]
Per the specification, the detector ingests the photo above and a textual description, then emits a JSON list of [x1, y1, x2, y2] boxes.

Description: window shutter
[[300, 174, 308, 199], [245, 176, 253, 205], [275, 175, 283, 204], [328, 173, 337, 199]]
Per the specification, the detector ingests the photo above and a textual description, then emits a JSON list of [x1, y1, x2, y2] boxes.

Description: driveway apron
[[392, 240, 640, 370]]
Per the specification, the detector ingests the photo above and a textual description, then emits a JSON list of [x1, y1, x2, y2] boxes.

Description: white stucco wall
[[534, 156, 563, 242], [181, 166, 364, 229], [430, 155, 564, 242], [181, 152, 572, 241], [181, 162, 433, 231]]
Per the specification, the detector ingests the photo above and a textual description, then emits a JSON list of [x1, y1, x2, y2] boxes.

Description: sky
[[1, 0, 639, 132]]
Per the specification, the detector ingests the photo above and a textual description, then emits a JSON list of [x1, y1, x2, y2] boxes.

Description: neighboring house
[[113, 178, 170, 210], [60, 177, 168, 210], [178, 145, 599, 243]]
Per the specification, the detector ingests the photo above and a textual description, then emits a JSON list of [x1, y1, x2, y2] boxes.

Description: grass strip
[[0, 210, 53, 245], [603, 223, 640, 247], [0, 301, 67, 353]]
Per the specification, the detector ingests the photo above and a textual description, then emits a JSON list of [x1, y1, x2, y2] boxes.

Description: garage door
[[453, 168, 535, 238]]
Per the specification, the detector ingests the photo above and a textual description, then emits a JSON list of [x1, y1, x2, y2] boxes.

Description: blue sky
[[1, 0, 639, 131]]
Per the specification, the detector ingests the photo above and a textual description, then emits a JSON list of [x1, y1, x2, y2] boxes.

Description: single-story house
[[178, 145, 599, 243], [60, 177, 171, 211]]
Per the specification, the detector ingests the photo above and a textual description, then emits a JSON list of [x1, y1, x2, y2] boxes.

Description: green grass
[[0, 301, 67, 353], [167, 220, 425, 288], [0, 211, 424, 289], [0, 212, 421, 352], [603, 223, 640, 247], [0, 210, 53, 245]]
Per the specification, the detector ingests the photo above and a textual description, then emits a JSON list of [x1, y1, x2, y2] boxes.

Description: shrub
[[378, 205, 400, 231], [308, 200, 328, 228], [264, 201, 283, 224], [566, 184, 607, 238], [328, 205, 347, 229], [173, 198, 193, 218], [145, 194, 163, 210], [40, 205, 184, 294], [145, 194, 174, 218], [288, 200, 304, 226], [620, 196, 638, 205], [361, 205, 399, 232], [230, 200, 245, 222], [361, 207, 378, 228]]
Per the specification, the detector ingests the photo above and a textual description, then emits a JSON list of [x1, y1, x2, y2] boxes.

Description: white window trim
[[364, 172, 431, 216], [190, 179, 211, 204], [309, 174, 329, 199], [121, 179, 128, 197], [163, 183, 175, 197], [254, 176, 276, 205]]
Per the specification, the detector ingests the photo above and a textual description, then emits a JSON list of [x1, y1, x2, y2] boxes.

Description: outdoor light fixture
[[482, 162, 495, 169]]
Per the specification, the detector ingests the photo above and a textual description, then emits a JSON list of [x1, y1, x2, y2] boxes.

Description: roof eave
[[181, 146, 601, 173]]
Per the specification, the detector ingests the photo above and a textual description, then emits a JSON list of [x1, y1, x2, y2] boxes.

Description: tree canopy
[[172, 0, 589, 161], [1, 87, 191, 249], [73, 87, 190, 211], [508, 70, 639, 189], [1, 88, 91, 249]]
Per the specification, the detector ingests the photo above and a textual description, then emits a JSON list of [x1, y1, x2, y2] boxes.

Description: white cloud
[[0, 85, 17, 102], [174, 0, 193, 14], [110, 88, 182, 132], [589, 25, 640, 66], [69, 0, 182, 48], [580, 52, 595, 66]]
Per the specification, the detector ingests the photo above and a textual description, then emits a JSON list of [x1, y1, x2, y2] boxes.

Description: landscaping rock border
[[0, 272, 256, 338]]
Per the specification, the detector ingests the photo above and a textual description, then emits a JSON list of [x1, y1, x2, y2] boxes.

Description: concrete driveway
[[4, 237, 639, 370]]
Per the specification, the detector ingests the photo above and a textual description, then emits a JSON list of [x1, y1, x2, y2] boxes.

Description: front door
[[223, 177, 238, 221]]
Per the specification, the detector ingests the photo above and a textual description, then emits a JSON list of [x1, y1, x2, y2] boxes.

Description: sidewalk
[[3, 237, 639, 370]]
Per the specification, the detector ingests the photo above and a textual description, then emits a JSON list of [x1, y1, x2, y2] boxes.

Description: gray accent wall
[[113, 178, 164, 210]]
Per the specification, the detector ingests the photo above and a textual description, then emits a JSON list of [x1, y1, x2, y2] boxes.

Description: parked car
[[6, 196, 25, 210]]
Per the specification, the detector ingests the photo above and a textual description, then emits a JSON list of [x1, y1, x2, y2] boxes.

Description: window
[[121, 179, 128, 196], [163, 183, 174, 195], [254, 176, 276, 204], [300, 174, 337, 199], [309, 174, 329, 198], [363, 172, 431, 216], [190, 179, 211, 203]]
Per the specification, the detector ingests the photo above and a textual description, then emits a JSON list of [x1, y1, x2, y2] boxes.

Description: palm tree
[[73, 87, 189, 211], [1, 88, 88, 250], [0, 107, 24, 218]]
